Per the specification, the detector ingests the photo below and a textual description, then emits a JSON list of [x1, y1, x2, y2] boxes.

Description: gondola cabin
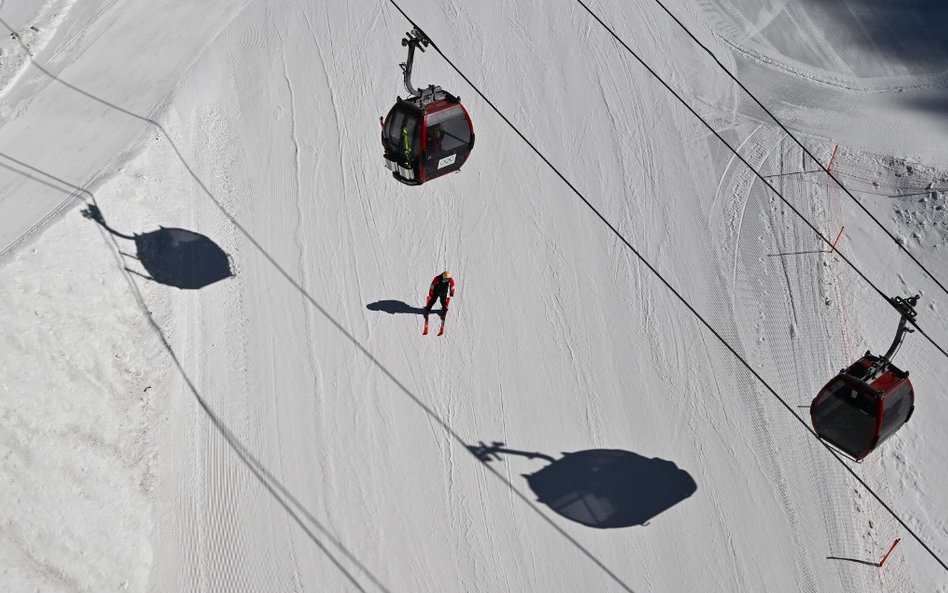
[[381, 91, 474, 185], [810, 294, 919, 461], [810, 354, 914, 461], [381, 27, 475, 186]]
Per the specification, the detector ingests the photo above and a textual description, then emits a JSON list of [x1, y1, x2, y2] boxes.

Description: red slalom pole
[[878, 538, 901, 567], [829, 226, 844, 254], [827, 145, 840, 173]]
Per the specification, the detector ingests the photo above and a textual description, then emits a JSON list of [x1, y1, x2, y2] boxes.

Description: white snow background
[[1, 0, 948, 591]]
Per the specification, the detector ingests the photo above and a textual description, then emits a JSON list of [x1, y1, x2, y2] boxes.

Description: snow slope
[[0, 0, 251, 257], [2, 0, 947, 591]]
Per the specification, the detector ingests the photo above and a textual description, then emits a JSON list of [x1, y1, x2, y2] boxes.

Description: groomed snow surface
[[2, 1, 947, 591]]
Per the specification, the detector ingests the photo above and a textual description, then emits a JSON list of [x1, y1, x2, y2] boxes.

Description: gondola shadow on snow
[[82, 204, 233, 290], [468, 441, 697, 528]]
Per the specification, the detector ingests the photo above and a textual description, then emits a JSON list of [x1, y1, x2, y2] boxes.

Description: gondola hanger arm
[[400, 27, 431, 97]]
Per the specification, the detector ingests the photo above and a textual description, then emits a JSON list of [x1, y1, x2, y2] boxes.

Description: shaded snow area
[[0, 197, 164, 591], [1, 0, 948, 592]]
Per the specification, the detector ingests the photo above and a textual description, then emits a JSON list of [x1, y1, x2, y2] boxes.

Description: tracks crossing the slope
[[637, 0, 948, 302], [571, 0, 948, 364], [386, 0, 948, 574]]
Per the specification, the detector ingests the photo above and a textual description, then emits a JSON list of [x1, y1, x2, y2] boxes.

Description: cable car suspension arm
[[400, 27, 430, 97], [875, 295, 919, 374]]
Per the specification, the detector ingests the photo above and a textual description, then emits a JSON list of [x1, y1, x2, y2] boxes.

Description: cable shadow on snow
[[468, 442, 697, 529], [0, 32, 639, 591], [81, 203, 233, 289]]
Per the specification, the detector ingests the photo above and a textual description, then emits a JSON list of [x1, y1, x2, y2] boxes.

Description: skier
[[423, 270, 455, 336]]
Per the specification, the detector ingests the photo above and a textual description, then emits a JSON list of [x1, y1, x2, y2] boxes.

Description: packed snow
[[1, 0, 947, 591]]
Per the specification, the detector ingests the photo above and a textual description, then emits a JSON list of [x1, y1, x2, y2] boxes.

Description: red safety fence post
[[827, 145, 839, 173], [878, 538, 901, 568], [829, 226, 844, 254]]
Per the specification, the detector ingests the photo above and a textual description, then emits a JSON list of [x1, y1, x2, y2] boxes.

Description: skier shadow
[[468, 441, 697, 528], [366, 300, 424, 315], [366, 300, 445, 317], [81, 204, 233, 290]]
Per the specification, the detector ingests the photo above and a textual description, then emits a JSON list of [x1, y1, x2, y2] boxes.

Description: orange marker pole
[[829, 226, 844, 254], [878, 538, 901, 567], [827, 145, 839, 173]]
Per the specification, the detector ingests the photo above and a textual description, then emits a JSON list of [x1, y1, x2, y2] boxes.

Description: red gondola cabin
[[810, 295, 919, 461], [381, 27, 475, 186], [381, 92, 474, 185], [810, 354, 914, 460]]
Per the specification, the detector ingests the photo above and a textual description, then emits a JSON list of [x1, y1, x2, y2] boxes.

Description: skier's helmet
[[442, 270, 451, 279]]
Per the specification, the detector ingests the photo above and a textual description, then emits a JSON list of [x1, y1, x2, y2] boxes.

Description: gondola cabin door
[[381, 101, 423, 184], [421, 100, 473, 182]]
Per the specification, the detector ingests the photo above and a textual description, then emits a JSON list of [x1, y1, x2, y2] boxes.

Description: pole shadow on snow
[[826, 555, 879, 567], [767, 249, 827, 258], [468, 441, 697, 529], [761, 169, 823, 179], [81, 204, 233, 289]]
